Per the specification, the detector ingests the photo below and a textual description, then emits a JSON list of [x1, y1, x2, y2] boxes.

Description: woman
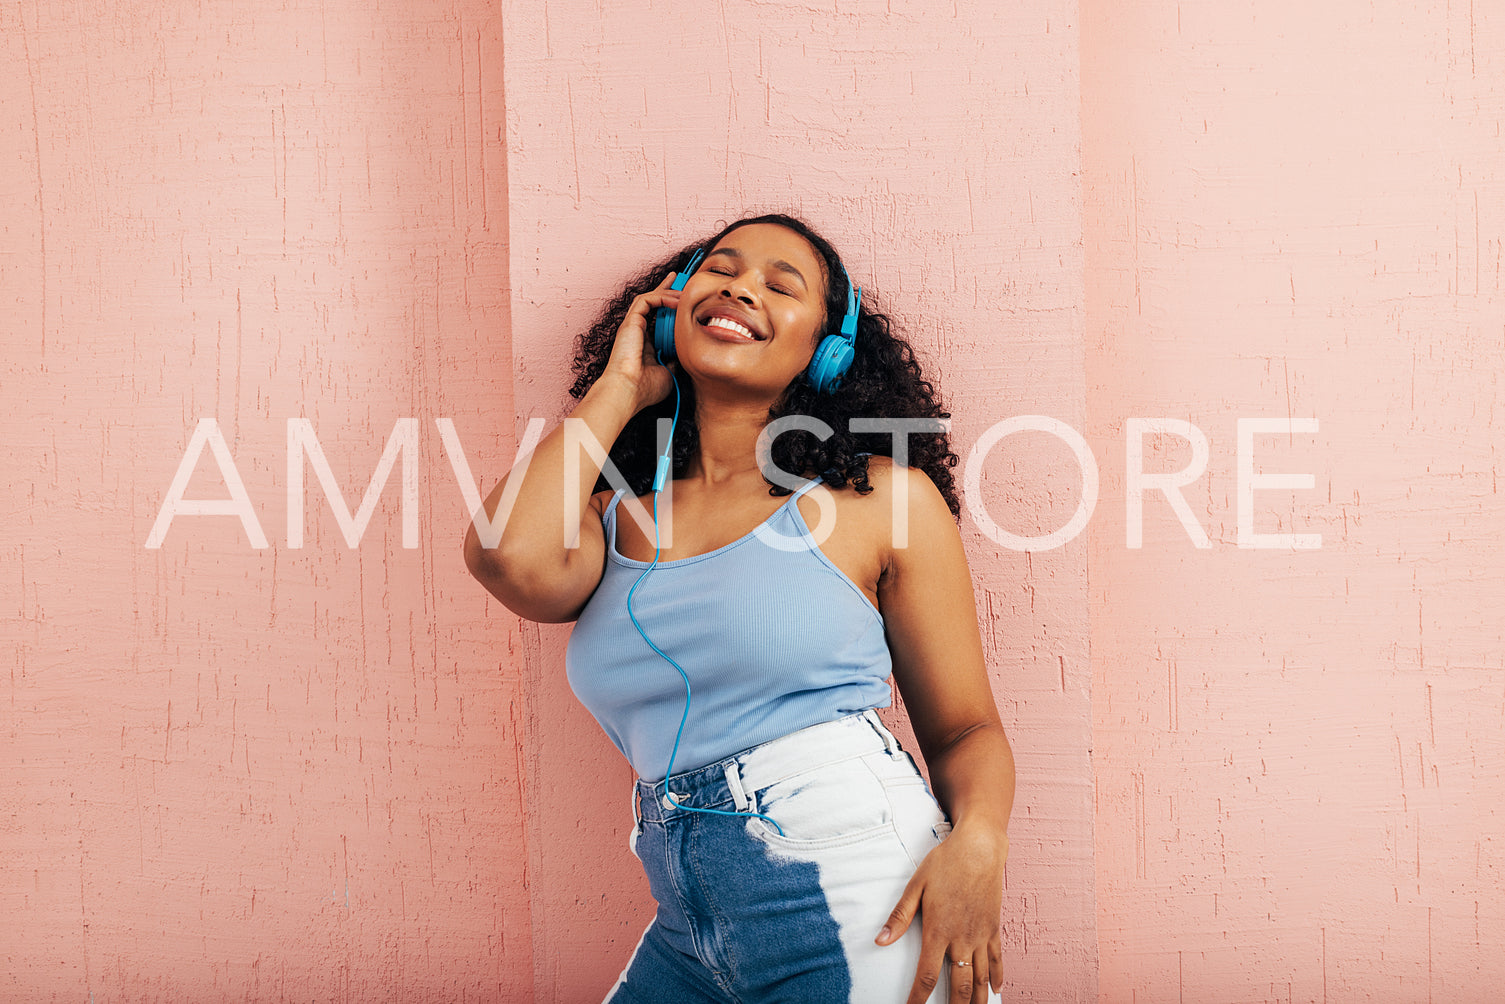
[[463, 214, 1014, 1004]]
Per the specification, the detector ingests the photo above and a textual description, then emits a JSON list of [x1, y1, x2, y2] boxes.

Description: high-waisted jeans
[[603, 709, 1002, 1004]]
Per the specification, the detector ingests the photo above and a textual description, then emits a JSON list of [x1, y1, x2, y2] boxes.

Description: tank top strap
[[788, 474, 825, 503], [601, 489, 628, 529]]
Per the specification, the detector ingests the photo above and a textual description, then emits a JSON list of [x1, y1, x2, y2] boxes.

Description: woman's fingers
[[948, 955, 972, 1004], [639, 269, 681, 312], [617, 279, 679, 346], [634, 293, 679, 364], [876, 874, 924, 947], [959, 947, 988, 1003], [598, 272, 684, 410], [903, 945, 944, 1004], [616, 288, 677, 358], [905, 943, 993, 1004], [639, 268, 682, 313]]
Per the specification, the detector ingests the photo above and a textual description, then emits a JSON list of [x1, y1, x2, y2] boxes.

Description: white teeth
[[706, 316, 757, 340]]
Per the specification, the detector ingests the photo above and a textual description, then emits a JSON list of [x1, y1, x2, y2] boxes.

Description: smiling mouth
[[704, 316, 763, 341]]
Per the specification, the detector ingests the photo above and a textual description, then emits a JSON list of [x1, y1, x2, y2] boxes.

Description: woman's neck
[[686, 396, 772, 486]]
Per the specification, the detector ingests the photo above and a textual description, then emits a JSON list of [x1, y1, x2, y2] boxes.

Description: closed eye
[[707, 264, 795, 297]]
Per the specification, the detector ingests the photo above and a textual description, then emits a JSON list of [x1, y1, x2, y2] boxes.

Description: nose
[[719, 275, 757, 306]]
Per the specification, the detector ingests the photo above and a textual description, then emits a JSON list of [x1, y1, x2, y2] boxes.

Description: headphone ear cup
[[652, 306, 677, 363], [806, 335, 854, 394], [651, 248, 705, 364], [807, 268, 860, 394]]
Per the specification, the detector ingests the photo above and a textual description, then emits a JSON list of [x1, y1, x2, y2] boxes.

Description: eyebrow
[[705, 247, 810, 291]]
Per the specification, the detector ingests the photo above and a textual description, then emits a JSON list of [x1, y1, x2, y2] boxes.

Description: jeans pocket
[[748, 757, 895, 849], [869, 760, 950, 867]]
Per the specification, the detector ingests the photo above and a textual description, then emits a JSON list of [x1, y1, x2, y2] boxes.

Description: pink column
[[1084, 0, 1505, 999], [2, 1, 531, 998], [498, 0, 1093, 998]]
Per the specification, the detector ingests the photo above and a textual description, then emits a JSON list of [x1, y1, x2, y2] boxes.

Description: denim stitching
[[684, 807, 744, 1001]]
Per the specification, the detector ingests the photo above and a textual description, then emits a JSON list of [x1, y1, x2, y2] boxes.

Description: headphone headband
[[674, 249, 705, 292], [838, 264, 861, 340]]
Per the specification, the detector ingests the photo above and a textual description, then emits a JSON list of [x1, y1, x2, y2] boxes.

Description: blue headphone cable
[[623, 364, 785, 837]]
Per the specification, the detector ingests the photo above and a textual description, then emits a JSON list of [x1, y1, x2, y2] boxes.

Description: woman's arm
[[871, 463, 1015, 1004], [462, 379, 632, 622], [462, 273, 682, 623]]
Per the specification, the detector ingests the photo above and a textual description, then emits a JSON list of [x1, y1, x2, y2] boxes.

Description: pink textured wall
[[8, 0, 1503, 1001], [5, 1, 1089, 999], [3, 1, 529, 998], [1084, 0, 1505, 1000]]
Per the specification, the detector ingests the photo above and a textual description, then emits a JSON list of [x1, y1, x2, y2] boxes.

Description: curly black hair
[[567, 213, 960, 517]]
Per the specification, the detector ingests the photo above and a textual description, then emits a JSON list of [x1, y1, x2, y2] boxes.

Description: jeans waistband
[[633, 710, 903, 825]]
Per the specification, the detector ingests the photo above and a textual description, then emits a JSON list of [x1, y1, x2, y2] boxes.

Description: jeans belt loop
[[866, 708, 901, 756], [724, 762, 754, 814]]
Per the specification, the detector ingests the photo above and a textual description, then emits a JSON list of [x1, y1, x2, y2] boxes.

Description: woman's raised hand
[[595, 271, 682, 414], [462, 269, 687, 622]]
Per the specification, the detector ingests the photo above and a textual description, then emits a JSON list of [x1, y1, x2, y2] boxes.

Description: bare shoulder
[[814, 457, 957, 581], [857, 455, 944, 499], [845, 456, 954, 530]]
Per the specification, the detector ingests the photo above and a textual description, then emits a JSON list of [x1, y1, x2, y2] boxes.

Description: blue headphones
[[651, 247, 862, 394]]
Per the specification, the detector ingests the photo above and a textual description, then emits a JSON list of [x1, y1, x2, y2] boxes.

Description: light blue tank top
[[565, 476, 894, 782]]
